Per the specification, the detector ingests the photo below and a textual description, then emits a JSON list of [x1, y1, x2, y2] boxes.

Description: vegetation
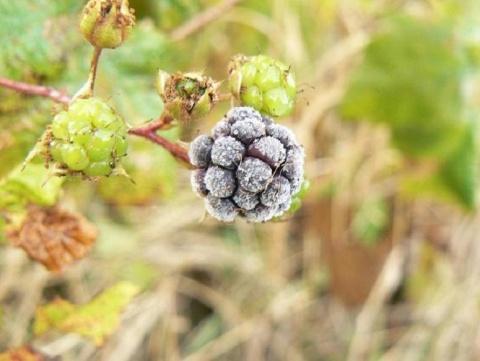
[[1, 0, 480, 360]]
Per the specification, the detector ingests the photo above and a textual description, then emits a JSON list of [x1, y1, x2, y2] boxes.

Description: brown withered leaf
[[9, 205, 97, 272]]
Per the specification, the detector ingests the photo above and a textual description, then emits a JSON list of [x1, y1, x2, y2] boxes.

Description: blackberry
[[228, 54, 296, 118], [46, 97, 128, 177], [189, 106, 304, 223]]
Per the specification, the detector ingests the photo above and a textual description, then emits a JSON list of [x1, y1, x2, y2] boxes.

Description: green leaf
[[33, 282, 139, 346], [0, 1, 81, 80], [341, 16, 465, 158], [0, 164, 64, 210]]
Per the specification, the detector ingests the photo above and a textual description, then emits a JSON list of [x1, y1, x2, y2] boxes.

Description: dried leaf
[[0, 346, 59, 361], [9, 205, 97, 272], [34, 298, 75, 336], [33, 282, 139, 346]]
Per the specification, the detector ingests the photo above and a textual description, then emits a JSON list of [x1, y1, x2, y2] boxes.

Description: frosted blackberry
[[247, 136, 286, 169], [237, 157, 272, 193], [191, 169, 208, 197], [211, 136, 245, 170], [212, 120, 231, 139], [189, 135, 214, 168], [204, 195, 239, 223], [260, 176, 291, 207], [204, 166, 236, 198], [189, 106, 304, 223], [231, 118, 266, 145]]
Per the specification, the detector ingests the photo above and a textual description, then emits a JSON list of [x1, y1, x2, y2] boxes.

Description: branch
[[0, 77, 71, 103], [169, 0, 244, 41], [0, 77, 192, 165], [128, 114, 191, 167]]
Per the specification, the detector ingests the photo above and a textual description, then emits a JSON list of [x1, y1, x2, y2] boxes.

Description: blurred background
[[1, 0, 480, 360]]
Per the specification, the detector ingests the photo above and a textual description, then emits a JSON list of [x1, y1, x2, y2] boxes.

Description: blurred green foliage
[[342, 16, 478, 209]]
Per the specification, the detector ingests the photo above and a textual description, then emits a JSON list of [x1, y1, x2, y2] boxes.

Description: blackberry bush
[[46, 97, 128, 177], [189, 107, 304, 223], [228, 54, 296, 118]]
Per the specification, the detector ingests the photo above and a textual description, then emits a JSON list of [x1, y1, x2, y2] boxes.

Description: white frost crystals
[[188, 106, 304, 223]]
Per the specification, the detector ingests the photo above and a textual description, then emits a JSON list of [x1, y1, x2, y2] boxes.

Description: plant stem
[[72, 47, 103, 100], [0, 77, 70, 103], [128, 113, 191, 166]]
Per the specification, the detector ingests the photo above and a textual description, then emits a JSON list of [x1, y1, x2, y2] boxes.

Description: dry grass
[[2, 0, 480, 360]]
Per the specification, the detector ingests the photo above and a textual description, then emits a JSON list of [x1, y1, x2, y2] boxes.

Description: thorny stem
[[0, 77, 70, 103], [128, 113, 191, 166], [169, 0, 244, 41]]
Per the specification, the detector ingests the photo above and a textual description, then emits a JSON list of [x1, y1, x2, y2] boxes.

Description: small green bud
[[156, 70, 221, 122], [80, 0, 136, 49]]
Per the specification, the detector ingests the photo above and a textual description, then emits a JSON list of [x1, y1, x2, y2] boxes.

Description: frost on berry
[[204, 166, 236, 198], [204, 195, 239, 223], [189, 106, 305, 223], [189, 135, 213, 168], [226, 106, 262, 125], [260, 176, 291, 207], [247, 136, 286, 169], [212, 120, 231, 139], [237, 157, 272, 193], [233, 187, 260, 211], [211, 136, 245, 170], [191, 169, 208, 197], [282, 145, 304, 182], [230, 118, 266, 145], [243, 204, 277, 223], [266, 124, 297, 148]]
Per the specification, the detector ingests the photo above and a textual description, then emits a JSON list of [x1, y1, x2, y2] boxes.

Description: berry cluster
[[189, 107, 304, 223], [47, 97, 128, 177], [228, 55, 296, 118]]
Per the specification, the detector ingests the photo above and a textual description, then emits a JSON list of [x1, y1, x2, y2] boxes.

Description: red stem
[[0, 77, 70, 103]]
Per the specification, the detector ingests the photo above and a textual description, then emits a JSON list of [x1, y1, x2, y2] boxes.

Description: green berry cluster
[[228, 54, 296, 118], [47, 97, 128, 177]]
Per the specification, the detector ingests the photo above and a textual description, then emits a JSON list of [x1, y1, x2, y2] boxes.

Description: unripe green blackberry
[[46, 97, 128, 178], [189, 107, 304, 223], [228, 54, 296, 118]]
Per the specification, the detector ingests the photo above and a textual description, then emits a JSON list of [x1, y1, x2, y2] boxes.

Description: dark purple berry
[[204, 166, 236, 198], [204, 195, 239, 222], [237, 157, 272, 193], [189, 135, 213, 168], [211, 136, 245, 169], [247, 136, 286, 169], [230, 118, 266, 145], [233, 187, 260, 211], [191, 169, 208, 197], [212, 120, 231, 139], [260, 176, 291, 206]]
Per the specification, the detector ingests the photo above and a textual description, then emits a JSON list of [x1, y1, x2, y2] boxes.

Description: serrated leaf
[[341, 16, 465, 158], [58, 282, 139, 345]]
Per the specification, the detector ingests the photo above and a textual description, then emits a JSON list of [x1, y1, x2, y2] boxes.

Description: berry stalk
[[128, 113, 191, 166]]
